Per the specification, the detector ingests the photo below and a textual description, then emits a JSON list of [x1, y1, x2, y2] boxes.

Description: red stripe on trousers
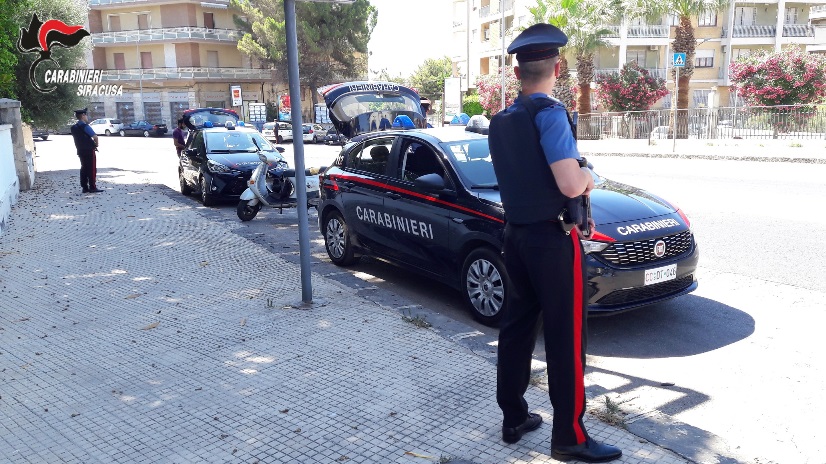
[[570, 232, 586, 443], [91, 153, 97, 188]]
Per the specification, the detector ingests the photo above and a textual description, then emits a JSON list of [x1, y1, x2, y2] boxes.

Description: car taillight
[[308, 129, 313, 134]]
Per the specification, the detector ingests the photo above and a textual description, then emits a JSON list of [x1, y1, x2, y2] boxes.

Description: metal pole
[[284, 0, 313, 303], [500, 0, 506, 111], [672, 66, 679, 152]]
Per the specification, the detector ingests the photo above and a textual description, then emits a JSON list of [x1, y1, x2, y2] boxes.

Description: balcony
[[721, 25, 777, 38], [813, 5, 826, 20], [101, 67, 271, 81], [782, 24, 815, 37], [604, 25, 620, 38], [627, 25, 669, 38], [91, 27, 241, 45], [89, 0, 229, 5]]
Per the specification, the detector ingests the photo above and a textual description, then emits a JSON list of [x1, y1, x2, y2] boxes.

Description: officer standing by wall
[[70, 108, 102, 193], [488, 24, 621, 463]]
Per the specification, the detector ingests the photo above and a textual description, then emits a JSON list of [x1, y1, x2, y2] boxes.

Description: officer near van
[[488, 24, 621, 462], [70, 108, 102, 193]]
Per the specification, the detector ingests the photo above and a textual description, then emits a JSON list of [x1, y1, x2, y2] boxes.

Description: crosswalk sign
[[673, 52, 686, 67]]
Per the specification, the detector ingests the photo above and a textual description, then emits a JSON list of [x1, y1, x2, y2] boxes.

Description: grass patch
[[401, 311, 432, 329], [588, 396, 629, 429]]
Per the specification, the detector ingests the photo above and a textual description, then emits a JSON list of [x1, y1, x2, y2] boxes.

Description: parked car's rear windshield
[[263, 123, 275, 130]]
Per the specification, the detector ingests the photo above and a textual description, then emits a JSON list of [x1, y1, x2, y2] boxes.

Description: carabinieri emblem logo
[[16, 14, 90, 93]]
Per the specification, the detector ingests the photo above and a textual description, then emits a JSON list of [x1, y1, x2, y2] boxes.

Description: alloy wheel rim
[[326, 219, 345, 259], [466, 258, 504, 317]]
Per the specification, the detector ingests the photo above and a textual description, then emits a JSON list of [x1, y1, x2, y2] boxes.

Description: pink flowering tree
[[729, 47, 826, 133], [594, 61, 669, 112], [475, 67, 521, 116]]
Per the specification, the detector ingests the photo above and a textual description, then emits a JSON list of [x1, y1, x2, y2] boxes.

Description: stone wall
[[0, 124, 20, 236], [0, 99, 37, 237]]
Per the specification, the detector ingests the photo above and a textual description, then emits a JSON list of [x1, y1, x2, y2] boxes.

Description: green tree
[[409, 56, 452, 102], [13, 0, 88, 128], [643, 0, 730, 134], [528, 0, 623, 114], [232, 0, 377, 120], [1, 0, 30, 98]]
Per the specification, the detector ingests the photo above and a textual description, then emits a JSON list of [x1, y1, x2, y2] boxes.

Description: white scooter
[[236, 145, 323, 221]]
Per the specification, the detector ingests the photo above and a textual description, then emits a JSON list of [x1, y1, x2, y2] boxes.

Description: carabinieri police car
[[317, 82, 699, 327]]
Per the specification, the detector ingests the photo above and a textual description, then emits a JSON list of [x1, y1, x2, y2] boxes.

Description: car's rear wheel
[[105, 129, 111, 136], [119, 130, 125, 136], [461, 248, 506, 327], [199, 176, 216, 206], [277, 135, 283, 144], [40, 135, 48, 141], [143, 130, 150, 137], [236, 200, 260, 221], [179, 169, 192, 196], [323, 211, 358, 266]]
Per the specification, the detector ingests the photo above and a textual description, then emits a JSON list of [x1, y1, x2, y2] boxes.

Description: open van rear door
[[318, 82, 425, 139]]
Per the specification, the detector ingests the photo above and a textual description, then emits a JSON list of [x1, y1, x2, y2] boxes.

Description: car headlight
[[207, 160, 231, 173], [581, 240, 610, 254]]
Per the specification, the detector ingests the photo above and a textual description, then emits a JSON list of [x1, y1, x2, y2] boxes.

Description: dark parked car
[[119, 121, 168, 137], [324, 127, 347, 145], [30, 126, 49, 140], [178, 108, 287, 207], [55, 119, 75, 135], [317, 81, 699, 326]]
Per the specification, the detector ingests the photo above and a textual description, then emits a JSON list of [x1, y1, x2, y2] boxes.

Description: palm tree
[[644, 0, 730, 135], [527, 0, 623, 114]]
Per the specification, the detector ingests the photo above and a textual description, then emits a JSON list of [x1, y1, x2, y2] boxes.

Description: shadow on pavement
[[587, 294, 754, 358]]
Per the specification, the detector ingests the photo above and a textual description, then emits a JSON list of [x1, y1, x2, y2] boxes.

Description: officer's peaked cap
[[74, 107, 88, 116], [508, 23, 568, 62]]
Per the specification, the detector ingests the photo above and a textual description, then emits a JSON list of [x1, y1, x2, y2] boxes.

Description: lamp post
[[285, 0, 354, 304], [500, 0, 506, 111]]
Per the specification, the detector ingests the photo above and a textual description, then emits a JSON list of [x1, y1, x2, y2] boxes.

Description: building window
[[626, 50, 646, 67], [108, 15, 121, 32], [207, 51, 219, 68], [692, 89, 712, 108], [137, 13, 149, 29], [784, 7, 798, 25], [140, 51, 152, 69], [204, 12, 215, 29], [734, 7, 756, 26], [630, 16, 645, 26], [113, 53, 126, 70], [695, 49, 714, 67], [731, 48, 750, 61], [170, 102, 189, 123], [88, 102, 105, 120], [668, 14, 679, 26], [698, 11, 716, 26], [206, 100, 225, 109]]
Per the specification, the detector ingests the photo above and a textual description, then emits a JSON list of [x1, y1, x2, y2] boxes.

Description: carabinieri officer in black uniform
[[488, 23, 622, 463], [70, 107, 102, 193]]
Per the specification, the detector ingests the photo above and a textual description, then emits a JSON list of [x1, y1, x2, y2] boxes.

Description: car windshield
[[206, 131, 275, 152], [263, 123, 275, 130], [441, 138, 603, 188]]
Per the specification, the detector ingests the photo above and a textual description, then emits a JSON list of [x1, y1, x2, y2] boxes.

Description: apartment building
[[452, 0, 826, 110], [84, 0, 280, 124]]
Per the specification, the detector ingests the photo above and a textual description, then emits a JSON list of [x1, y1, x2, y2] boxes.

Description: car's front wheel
[[179, 169, 192, 196], [119, 130, 125, 136], [276, 135, 283, 144], [105, 129, 111, 136], [143, 130, 150, 137], [236, 200, 260, 221], [199, 176, 216, 206], [323, 211, 358, 266], [40, 135, 48, 141], [461, 248, 507, 327]]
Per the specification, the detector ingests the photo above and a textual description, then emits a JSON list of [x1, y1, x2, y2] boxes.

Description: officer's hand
[[582, 167, 595, 196], [577, 218, 597, 239]]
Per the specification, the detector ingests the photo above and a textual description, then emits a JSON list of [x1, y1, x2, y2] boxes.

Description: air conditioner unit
[[649, 45, 659, 51]]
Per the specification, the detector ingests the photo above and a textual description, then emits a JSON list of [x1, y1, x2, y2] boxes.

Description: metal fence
[[576, 105, 826, 140]]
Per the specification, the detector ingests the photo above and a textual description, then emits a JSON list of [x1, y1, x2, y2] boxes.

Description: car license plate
[[644, 264, 677, 286]]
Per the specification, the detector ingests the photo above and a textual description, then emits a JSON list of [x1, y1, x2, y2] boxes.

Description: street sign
[[673, 52, 686, 68]]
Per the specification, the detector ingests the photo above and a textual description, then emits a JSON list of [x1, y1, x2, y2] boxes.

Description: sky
[[366, 0, 455, 79]]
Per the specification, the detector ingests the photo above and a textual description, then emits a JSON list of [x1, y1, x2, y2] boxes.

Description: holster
[[557, 196, 589, 235]]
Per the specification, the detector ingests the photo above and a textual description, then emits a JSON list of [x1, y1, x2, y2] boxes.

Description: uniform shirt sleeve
[[83, 124, 96, 138], [535, 105, 579, 164]]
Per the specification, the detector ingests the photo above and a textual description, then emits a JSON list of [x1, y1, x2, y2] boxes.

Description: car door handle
[[385, 192, 401, 200], [452, 218, 464, 224]]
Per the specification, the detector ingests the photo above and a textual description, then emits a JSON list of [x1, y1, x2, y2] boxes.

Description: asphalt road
[[33, 134, 826, 464]]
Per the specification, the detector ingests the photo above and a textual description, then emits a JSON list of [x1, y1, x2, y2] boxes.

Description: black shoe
[[88, 188, 104, 193], [502, 412, 542, 444], [551, 438, 622, 463], [82, 189, 89, 193]]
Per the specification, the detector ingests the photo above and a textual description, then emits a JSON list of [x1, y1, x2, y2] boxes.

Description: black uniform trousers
[[496, 221, 588, 447], [77, 149, 97, 191]]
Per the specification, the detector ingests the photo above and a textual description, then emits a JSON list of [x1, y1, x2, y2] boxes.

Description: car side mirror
[[413, 173, 447, 193]]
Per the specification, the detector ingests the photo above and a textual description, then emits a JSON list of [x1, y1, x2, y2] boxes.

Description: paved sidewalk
[[1, 165, 690, 463]]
